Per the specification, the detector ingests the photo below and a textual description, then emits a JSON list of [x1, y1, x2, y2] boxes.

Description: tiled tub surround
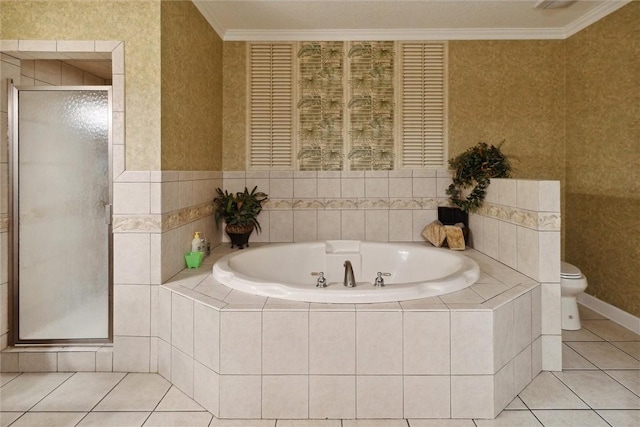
[[469, 178, 562, 372], [113, 170, 223, 284], [221, 170, 454, 243], [220, 173, 561, 372], [159, 245, 542, 419], [99, 170, 221, 374]]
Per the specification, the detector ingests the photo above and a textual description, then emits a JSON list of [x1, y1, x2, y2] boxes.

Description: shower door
[[10, 86, 112, 343]]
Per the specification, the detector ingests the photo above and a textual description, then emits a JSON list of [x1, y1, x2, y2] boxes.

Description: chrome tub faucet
[[343, 260, 356, 287]]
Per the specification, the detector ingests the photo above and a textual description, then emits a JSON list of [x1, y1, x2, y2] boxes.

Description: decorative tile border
[[161, 202, 215, 232], [477, 202, 561, 231], [113, 202, 215, 233], [113, 215, 162, 233], [264, 197, 451, 211]]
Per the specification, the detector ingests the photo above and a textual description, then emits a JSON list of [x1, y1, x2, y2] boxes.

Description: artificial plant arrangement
[[446, 141, 512, 213], [213, 186, 268, 249]]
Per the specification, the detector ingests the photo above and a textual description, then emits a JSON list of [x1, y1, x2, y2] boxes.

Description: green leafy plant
[[446, 141, 512, 213], [213, 186, 268, 232]]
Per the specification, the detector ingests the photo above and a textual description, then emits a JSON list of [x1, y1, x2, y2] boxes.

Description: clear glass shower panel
[[18, 90, 110, 340]]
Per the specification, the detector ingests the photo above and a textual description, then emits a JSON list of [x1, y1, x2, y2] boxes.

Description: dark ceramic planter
[[225, 224, 254, 249]]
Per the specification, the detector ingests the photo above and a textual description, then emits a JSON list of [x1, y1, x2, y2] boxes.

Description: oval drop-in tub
[[212, 240, 480, 303]]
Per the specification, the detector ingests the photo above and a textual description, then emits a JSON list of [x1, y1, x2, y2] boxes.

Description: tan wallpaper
[[222, 40, 568, 179], [161, 0, 222, 171], [0, 0, 162, 171], [448, 40, 566, 182], [565, 2, 640, 317], [222, 42, 247, 171]]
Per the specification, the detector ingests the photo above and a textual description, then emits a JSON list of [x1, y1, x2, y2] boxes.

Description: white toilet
[[561, 261, 589, 330]]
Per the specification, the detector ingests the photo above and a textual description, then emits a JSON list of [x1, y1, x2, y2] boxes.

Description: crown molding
[[212, 0, 631, 42], [562, 0, 631, 38], [192, 1, 226, 39], [223, 27, 567, 41]]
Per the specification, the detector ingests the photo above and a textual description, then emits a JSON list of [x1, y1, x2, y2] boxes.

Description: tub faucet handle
[[374, 272, 385, 287], [316, 272, 327, 288]]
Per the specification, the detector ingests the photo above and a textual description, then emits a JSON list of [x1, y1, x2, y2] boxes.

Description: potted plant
[[446, 141, 512, 213], [214, 186, 268, 249]]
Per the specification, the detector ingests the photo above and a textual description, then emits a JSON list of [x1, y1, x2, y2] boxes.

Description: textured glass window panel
[[348, 42, 395, 171], [297, 42, 344, 171], [18, 89, 109, 340]]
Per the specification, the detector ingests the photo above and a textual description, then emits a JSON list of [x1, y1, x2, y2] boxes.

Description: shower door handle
[[104, 204, 112, 225]]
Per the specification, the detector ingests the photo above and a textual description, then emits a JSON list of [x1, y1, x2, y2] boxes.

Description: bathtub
[[212, 240, 480, 303]]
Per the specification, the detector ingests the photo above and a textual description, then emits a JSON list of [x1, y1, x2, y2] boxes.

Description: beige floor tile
[[342, 420, 408, 427], [561, 328, 603, 342], [504, 397, 528, 410], [566, 342, 640, 369], [473, 410, 542, 426], [407, 419, 475, 426], [519, 372, 588, 410], [562, 343, 598, 370], [0, 372, 20, 387], [10, 412, 86, 427], [32, 372, 126, 412], [532, 409, 609, 426], [0, 372, 72, 411], [606, 370, 640, 395], [555, 371, 640, 409], [596, 409, 640, 427], [209, 419, 276, 427], [156, 386, 205, 411], [276, 421, 341, 427], [76, 412, 150, 427], [94, 373, 171, 411], [578, 305, 608, 320], [142, 411, 212, 426], [0, 412, 23, 427], [582, 320, 640, 342], [612, 341, 640, 360]]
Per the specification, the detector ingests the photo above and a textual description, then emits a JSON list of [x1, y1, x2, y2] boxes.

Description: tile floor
[[1, 305, 638, 427]]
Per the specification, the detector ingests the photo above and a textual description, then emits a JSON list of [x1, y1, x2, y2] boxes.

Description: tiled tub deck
[[158, 243, 545, 420]]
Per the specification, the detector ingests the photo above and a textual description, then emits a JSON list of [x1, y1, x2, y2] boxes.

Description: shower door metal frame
[[8, 83, 114, 345]]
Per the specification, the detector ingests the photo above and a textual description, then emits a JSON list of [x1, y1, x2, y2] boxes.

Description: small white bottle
[[191, 232, 202, 252]]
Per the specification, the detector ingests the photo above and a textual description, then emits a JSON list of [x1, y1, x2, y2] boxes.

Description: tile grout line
[[23, 370, 76, 413], [86, 371, 128, 413]]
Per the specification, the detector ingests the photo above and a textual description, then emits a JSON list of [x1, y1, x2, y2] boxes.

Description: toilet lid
[[561, 262, 582, 279]]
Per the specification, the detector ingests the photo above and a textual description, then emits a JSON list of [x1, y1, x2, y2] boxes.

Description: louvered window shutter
[[400, 42, 447, 168], [249, 43, 294, 168]]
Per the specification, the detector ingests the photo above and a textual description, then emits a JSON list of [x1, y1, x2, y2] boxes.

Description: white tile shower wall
[[470, 178, 562, 371], [19, 59, 107, 87], [222, 170, 453, 243]]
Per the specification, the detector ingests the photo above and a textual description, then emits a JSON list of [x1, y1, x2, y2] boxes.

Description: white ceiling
[[193, 0, 630, 40]]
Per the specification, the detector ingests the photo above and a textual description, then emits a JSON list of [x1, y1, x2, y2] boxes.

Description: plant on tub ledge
[[214, 186, 268, 249], [446, 141, 512, 213]]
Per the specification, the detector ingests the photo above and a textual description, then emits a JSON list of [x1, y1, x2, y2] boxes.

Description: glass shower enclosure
[[9, 86, 112, 343]]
